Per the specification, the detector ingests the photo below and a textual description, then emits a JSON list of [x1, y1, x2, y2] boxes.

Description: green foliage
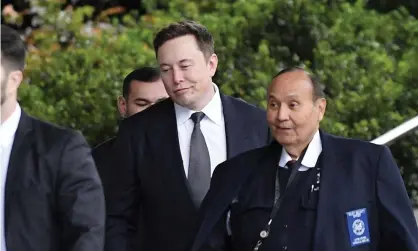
[[312, 3, 418, 202], [18, 0, 418, 203]]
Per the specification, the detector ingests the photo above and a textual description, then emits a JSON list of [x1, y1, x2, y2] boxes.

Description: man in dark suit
[[0, 24, 105, 251], [92, 67, 167, 188], [104, 20, 270, 251], [192, 67, 418, 251]]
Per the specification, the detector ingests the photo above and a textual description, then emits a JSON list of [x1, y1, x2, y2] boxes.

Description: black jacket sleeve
[[57, 131, 105, 251], [376, 146, 418, 251]]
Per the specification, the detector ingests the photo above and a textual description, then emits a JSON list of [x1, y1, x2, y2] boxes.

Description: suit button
[[283, 224, 288, 228], [282, 246, 288, 250]]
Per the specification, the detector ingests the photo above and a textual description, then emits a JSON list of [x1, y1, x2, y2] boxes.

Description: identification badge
[[346, 208, 371, 247]]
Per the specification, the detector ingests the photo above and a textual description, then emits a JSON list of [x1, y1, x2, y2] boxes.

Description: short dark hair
[[1, 25, 26, 72], [122, 67, 161, 99], [153, 20, 214, 59], [273, 67, 325, 100]]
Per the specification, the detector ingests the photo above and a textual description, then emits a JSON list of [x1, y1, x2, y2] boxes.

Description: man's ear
[[317, 98, 327, 122], [8, 70, 23, 93], [117, 96, 127, 118], [207, 53, 218, 77]]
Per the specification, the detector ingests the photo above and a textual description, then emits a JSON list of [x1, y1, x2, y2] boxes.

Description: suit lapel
[[147, 99, 196, 211], [4, 112, 35, 233], [313, 131, 347, 251], [221, 95, 250, 159]]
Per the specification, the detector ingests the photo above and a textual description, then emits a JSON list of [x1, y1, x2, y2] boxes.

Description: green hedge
[[18, 0, 418, 204]]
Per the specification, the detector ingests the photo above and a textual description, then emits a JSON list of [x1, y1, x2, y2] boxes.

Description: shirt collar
[[0, 103, 22, 148], [174, 83, 223, 126], [278, 130, 322, 168]]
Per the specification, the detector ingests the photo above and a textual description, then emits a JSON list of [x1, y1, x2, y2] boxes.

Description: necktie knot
[[286, 160, 297, 169], [191, 112, 205, 124]]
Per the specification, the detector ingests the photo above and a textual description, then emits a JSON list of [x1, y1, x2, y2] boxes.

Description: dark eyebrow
[[268, 94, 278, 101], [160, 59, 193, 68], [159, 63, 171, 68], [134, 98, 151, 103], [179, 59, 193, 64]]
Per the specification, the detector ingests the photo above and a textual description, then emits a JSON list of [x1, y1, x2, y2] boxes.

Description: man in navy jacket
[[192, 67, 418, 251]]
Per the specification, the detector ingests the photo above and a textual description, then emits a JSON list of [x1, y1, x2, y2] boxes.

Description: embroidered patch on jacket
[[346, 208, 371, 247]]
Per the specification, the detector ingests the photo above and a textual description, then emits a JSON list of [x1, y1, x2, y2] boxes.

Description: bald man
[[192, 67, 418, 251]]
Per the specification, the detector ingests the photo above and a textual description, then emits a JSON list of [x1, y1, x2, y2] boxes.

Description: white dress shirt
[[0, 104, 21, 251], [174, 84, 227, 177], [278, 130, 322, 171]]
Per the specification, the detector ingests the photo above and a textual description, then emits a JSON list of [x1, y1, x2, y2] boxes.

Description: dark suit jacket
[[93, 136, 146, 249], [92, 137, 116, 190], [105, 95, 271, 251], [5, 111, 105, 251], [192, 131, 418, 251]]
